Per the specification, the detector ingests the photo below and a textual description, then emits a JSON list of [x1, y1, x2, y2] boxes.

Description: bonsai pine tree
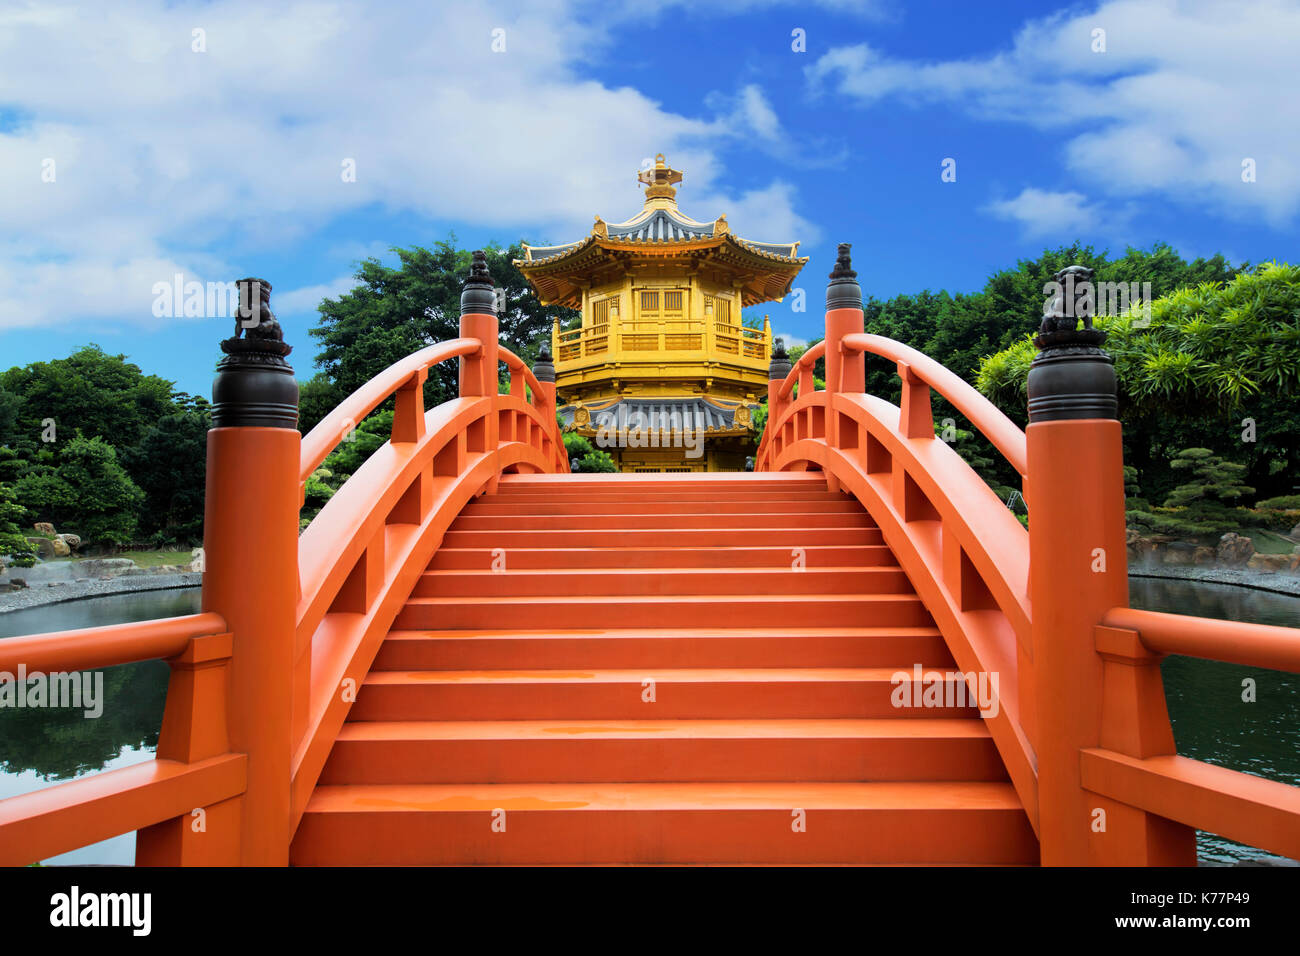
[[1163, 448, 1254, 508]]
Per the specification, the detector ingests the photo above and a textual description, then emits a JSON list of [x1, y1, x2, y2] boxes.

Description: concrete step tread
[[363, 666, 961, 685], [303, 780, 1024, 813], [383, 626, 944, 640], [335, 718, 992, 741], [420, 565, 904, 578], [402, 593, 922, 606]]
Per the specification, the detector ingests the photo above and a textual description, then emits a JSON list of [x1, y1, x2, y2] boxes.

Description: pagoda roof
[[559, 395, 757, 437], [515, 154, 807, 309]]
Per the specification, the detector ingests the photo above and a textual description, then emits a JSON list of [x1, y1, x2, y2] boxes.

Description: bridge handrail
[[299, 338, 483, 482], [774, 340, 826, 402], [840, 333, 1028, 477], [498, 344, 547, 402], [1103, 606, 1300, 673], [0, 612, 240, 866], [0, 612, 226, 673], [1083, 608, 1300, 861]]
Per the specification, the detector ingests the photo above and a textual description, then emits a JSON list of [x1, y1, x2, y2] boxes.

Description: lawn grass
[[72, 549, 195, 568], [1247, 530, 1299, 555]]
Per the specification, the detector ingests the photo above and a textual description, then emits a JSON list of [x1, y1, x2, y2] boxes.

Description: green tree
[[308, 239, 577, 418], [0, 345, 212, 545], [298, 372, 344, 436], [571, 448, 617, 473], [0, 482, 36, 567], [13, 435, 144, 545], [118, 401, 210, 544], [0, 345, 175, 456], [559, 432, 617, 472], [976, 262, 1299, 502], [1163, 448, 1254, 508]]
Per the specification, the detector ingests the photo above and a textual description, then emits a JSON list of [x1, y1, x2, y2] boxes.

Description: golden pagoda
[[515, 155, 808, 472]]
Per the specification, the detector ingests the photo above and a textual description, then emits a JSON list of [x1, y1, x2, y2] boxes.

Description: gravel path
[[1129, 563, 1300, 597], [0, 573, 202, 613]]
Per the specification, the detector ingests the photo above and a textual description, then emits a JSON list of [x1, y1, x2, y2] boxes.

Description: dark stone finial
[[460, 249, 497, 317], [212, 277, 298, 428], [1038, 265, 1104, 342], [829, 243, 857, 281], [768, 336, 792, 381], [533, 343, 555, 384], [1027, 264, 1117, 422], [826, 242, 862, 311]]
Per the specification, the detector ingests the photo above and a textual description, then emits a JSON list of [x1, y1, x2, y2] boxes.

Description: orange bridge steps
[[291, 474, 1037, 865]]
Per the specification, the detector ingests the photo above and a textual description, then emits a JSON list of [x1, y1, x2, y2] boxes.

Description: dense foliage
[[977, 261, 1299, 504], [562, 431, 617, 473], [0, 346, 209, 551]]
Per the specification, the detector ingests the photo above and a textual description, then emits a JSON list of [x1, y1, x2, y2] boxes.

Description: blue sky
[[1, 0, 1297, 398]]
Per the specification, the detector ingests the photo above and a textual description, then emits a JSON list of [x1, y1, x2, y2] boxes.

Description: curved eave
[[515, 235, 808, 308]]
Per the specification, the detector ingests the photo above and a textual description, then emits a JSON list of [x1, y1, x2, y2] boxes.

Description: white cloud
[[983, 188, 1109, 239], [597, 0, 892, 22], [274, 275, 360, 316], [717, 181, 819, 246], [808, 0, 1300, 226], [736, 85, 782, 141], [0, 0, 814, 330]]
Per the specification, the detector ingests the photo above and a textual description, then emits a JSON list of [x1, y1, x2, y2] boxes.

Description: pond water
[[1, 580, 1296, 866]]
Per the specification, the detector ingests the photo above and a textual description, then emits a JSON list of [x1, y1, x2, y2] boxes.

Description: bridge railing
[[0, 613, 247, 866], [0, 256, 568, 866], [757, 244, 1300, 865]]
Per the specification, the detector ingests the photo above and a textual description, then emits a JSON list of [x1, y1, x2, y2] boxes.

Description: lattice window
[[719, 298, 732, 323], [592, 298, 610, 326], [663, 290, 683, 314], [640, 290, 660, 315]]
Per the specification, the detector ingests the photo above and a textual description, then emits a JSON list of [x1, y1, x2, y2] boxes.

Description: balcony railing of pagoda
[[0, 258, 569, 867], [757, 244, 1300, 866], [552, 316, 769, 366]]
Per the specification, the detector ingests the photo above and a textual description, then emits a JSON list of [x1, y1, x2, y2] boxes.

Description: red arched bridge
[[2, 250, 1297, 866]]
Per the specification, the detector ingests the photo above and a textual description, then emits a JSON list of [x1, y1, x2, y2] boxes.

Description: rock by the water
[[57, 533, 81, 551], [1246, 553, 1291, 573], [75, 557, 138, 578], [1216, 533, 1255, 567], [33, 522, 55, 535]]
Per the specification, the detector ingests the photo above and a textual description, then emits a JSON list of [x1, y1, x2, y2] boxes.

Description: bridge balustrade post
[[135, 632, 240, 865], [533, 346, 560, 465], [766, 339, 792, 463], [823, 243, 863, 491], [460, 251, 501, 487], [1026, 265, 1194, 866], [195, 278, 299, 866]]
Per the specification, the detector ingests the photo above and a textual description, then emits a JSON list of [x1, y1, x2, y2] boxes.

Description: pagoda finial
[[638, 153, 684, 204]]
